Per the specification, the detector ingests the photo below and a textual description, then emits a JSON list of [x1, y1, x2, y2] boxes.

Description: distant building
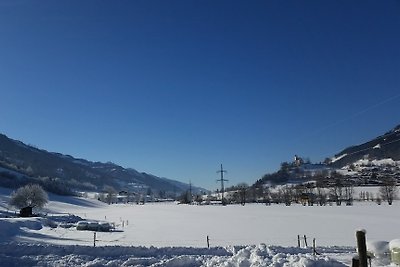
[[294, 155, 304, 167], [20, 206, 32, 217]]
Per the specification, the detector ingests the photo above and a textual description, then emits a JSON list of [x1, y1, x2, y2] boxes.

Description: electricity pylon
[[216, 164, 228, 205]]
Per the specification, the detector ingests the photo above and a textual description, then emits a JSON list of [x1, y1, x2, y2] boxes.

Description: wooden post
[[207, 235, 210, 249], [298, 235, 301, 247], [93, 232, 96, 247], [352, 256, 359, 267], [313, 238, 316, 256], [304, 235, 308, 247], [356, 230, 368, 267]]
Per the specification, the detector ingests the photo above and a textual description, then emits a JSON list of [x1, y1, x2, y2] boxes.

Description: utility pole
[[216, 164, 228, 205]]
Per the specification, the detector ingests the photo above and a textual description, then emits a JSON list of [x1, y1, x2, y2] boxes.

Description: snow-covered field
[[1, 187, 399, 266]]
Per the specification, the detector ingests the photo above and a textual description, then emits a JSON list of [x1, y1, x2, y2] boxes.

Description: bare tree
[[379, 177, 398, 205], [237, 183, 249, 206], [270, 190, 282, 204], [254, 186, 264, 200], [304, 183, 315, 206], [315, 176, 327, 206], [263, 187, 271, 206], [282, 185, 293, 206], [179, 190, 191, 204], [343, 178, 354, 206], [293, 184, 305, 204], [329, 172, 344, 206], [103, 185, 117, 205], [9, 184, 48, 216]]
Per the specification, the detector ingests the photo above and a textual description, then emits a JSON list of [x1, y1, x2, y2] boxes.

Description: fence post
[[298, 235, 300, 247], [313, 238, 316, 256], [304, 235, 308, 247], [207, 235, 210, 249], [352, 256, 359, 267], [356, 230, 368, 267], [93, 232, 96, 247]]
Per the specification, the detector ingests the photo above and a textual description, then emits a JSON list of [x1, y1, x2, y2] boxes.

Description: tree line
[[221, 172, 398, 206]]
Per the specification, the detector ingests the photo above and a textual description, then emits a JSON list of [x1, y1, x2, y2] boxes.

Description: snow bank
[[367, 240, 389, 257], [0, 242, 347, 267], [0, 218, 43, 241], [219, 244, 346, 267], [389, 239, 400, 250]]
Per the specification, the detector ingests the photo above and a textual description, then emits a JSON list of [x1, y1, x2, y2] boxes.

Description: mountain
[[0, 133, 205, 196], [329, 124, 400, 168], [255, 124, 400, 187]]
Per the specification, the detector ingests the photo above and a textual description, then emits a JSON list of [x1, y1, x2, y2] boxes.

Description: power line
[[316, 93, 400, 136], [292, 93, 400, 147]]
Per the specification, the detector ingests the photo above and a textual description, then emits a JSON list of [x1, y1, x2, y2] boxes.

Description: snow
[[367, 240, 389, 257], [331, 154, 347, 163], [1, 187, 400, 266], [0, 242, 348, 267], [353, 158, 400, 167], [373, 144, 381, 149], [389, 239, 400, 250]]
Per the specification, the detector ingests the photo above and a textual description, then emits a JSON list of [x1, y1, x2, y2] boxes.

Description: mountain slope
[[0, 133, 202, 196], [254, 124, 400, 187], [329, 124, 400, 168]]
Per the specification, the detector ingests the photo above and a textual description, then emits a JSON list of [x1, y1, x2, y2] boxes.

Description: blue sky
[[0, 1, 399, 190]]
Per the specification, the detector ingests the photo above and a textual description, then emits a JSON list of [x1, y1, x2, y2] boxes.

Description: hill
[[328, 124, 400, 168], [0, 133, 204, 196], [255, 124, 400, 187]]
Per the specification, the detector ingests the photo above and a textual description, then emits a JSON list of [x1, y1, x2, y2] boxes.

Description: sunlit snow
[[1, 187, 399, 266]]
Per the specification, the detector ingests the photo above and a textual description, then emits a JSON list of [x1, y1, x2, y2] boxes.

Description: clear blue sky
[[1, 1, 399, 190]]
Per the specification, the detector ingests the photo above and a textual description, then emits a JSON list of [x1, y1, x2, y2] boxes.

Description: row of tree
[[220, 172, 398, 206]]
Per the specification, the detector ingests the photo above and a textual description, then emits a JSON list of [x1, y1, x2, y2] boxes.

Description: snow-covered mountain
[[0, 133, 204, 196], [329, 124, 400, 168]]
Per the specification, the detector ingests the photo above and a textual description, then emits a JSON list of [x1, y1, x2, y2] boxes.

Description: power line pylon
[[216, 164, 228, 205]]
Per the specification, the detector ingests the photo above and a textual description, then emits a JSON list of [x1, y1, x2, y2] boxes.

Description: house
[[20, 206, 33, 217]]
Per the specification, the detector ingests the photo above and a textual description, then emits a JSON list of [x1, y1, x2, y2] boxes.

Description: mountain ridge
[[254, 124, 400, 187], [0, 133, 204, 196], [329, 124, 400, 168]]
